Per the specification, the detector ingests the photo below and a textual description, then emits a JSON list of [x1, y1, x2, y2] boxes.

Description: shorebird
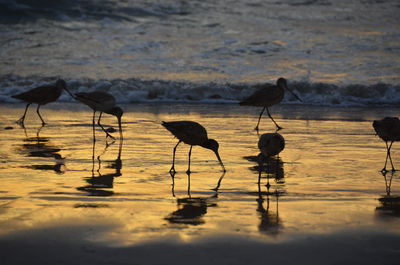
[[257, 132, 285, 190], [372, 117, 400, 172], [75, 91, 123, 140], [162, 121, 226, 173], [12, 79, 71, 126], [240, 77, 301, 131], [258, 132, 285, 158]]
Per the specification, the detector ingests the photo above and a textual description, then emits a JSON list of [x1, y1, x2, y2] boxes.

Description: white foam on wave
[[1, 75, 400, 107]]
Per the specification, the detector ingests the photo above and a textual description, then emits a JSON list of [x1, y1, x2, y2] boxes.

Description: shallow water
[[0, 103, 399, 245]]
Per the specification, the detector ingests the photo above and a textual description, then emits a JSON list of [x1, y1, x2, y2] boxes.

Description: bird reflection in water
[[243, 131, 286, 235], [77, 134, 122, 197], [165, 171, 220, 226], [256, 153, 285, 236], [375, 171, 400, 218], [18, 125, 65, 174]]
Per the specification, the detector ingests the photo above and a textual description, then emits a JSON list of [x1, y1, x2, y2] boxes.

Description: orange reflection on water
[[0, 103, 400, 244]]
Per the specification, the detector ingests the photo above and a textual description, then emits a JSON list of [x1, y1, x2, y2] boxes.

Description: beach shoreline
[[1, 102, 400, 263], [1, 224, 399, 265]]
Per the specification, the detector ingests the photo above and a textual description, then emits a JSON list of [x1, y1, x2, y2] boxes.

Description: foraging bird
[[162, 121, 226, 173], [257, 132, 285, 190], [74, 91, 123, 140], [240, 77, 301, 131], [258, 133, 285, 158], [12, 79, 70, 126], [372, 117, 400, 172]]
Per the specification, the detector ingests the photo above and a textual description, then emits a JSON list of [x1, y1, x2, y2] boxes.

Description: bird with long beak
[[74, 91, 123, 140], [240, 77, 302, 131], [162, 121, 226, 174], [12, 79, 73, 126]]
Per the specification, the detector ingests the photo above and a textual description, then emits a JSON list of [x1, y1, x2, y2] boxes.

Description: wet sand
[[0, 102, 400, 264]]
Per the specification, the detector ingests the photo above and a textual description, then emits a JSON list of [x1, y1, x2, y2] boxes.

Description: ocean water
[[0, 0, 400, 106]]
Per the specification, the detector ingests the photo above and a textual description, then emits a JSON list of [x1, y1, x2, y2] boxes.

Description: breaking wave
[[1, 74, 399, 107]]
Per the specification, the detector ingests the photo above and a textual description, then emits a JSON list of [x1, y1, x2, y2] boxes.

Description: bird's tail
[[239, 100, 251, 106]]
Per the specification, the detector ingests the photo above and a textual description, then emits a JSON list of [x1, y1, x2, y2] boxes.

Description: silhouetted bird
[[257, 132, 285, 189], [373, 117, 400, 172], [258, 132, 285, 157], [75, 91, 123, 140], [162, 121, 226, 173], [240, 77, 301, 131], [12, 79, 70, 126]]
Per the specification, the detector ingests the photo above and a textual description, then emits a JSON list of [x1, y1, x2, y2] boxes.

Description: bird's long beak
[[63, 86, 76, 99], [118, 116, 123, 141], [214, 151, 226, 172], [287, 88, 302, 102]]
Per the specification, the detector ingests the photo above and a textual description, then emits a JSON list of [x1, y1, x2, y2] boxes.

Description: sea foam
[[1, 75, 399, 107]]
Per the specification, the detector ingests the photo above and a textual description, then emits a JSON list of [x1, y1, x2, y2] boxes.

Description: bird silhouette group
[[11, 77, 396, 174]]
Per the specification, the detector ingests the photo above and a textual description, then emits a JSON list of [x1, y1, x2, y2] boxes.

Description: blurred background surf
[[0, 0, 399, 106]]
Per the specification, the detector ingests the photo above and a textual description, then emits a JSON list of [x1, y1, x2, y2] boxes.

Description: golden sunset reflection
[[0, 103, 400, 245]]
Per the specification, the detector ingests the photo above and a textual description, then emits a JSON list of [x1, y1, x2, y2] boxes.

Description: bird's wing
[[163, 121, 208, 143], [373, 117, 400, 141], [75, 91, 116, 111], [12, 85, 58, 103], [239, 84, 281, 106]]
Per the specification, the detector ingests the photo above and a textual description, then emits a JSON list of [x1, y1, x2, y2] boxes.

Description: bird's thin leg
[[187, 171, 191, 197], [36, 104, 46, 126], [266, 107, 282, 131], [17, 103, 31, 126], [186, 145, 193, 174], [257, 153, 263, 187], [382, 141, 394, 173], [255, 106, 266, 131], [97, 112, 115, 139], [92, 110, 97, 143], [388, 141, 395, 171], [381, 141, 390, 172], [91, 128, 96, 177], [169, 171, 176, 197], [170, 141, 181, 173]]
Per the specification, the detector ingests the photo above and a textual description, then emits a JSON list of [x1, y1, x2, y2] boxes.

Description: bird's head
[[277, 77, 302, 102], [106, 106, 124, 140], [201, 139, 226, 172], [106, 106, 124, 119], [56, 79, 75, 98], [277, 77, 287, 88], [372, 120, 379, 131], [202, 139, 219, 152]]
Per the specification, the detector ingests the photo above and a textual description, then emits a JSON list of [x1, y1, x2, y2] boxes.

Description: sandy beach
[[0, 102, 399, 264]]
